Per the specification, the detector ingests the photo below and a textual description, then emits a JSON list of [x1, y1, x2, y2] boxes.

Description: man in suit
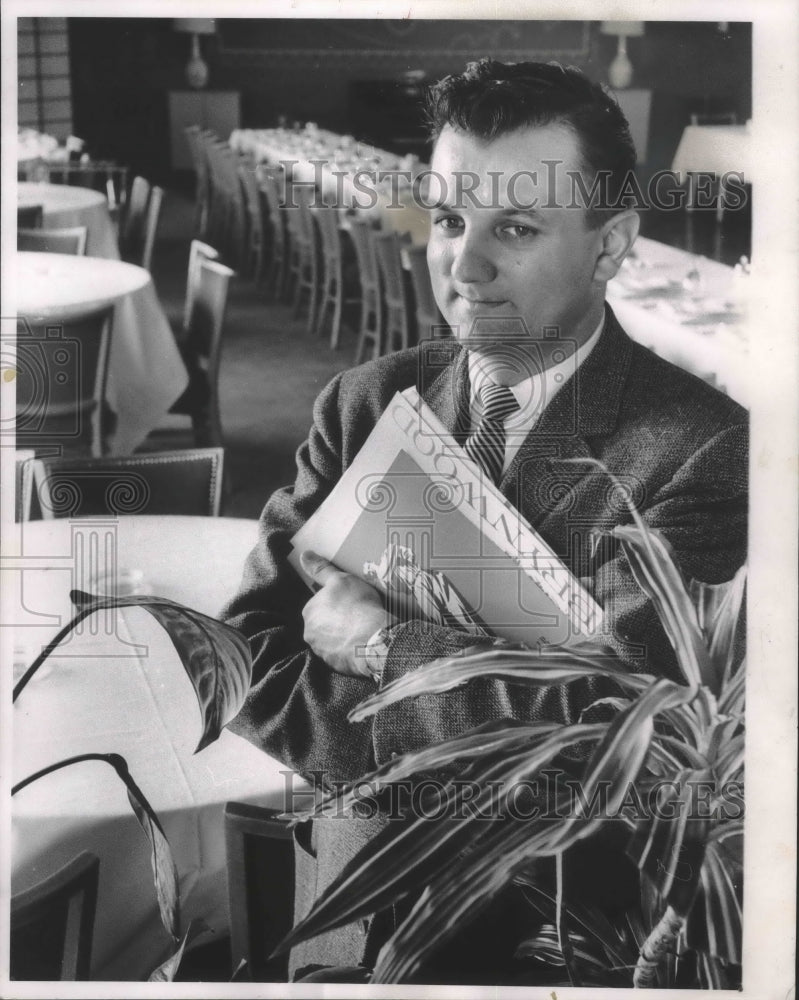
[[223, 59, 747, 979]]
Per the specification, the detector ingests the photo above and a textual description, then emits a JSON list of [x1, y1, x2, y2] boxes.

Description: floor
[[146, 188, 751, 524]]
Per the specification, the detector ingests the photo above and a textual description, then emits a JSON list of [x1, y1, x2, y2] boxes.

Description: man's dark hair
[[424, 58, 637, 227]]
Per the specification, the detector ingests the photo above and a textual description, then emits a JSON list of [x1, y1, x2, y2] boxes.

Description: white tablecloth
[[607, 236, 749, 407], [16, 252, 189, 454], [231, 127, 431, 246], [8, 516, 296, 980], [18, 181, 120, 260]]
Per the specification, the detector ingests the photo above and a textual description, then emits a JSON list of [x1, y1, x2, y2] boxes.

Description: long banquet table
[[18, 180, 120, 259], [606, 236, 749, 407], [230, 126, 431, 246], [8, 515, 300, 981], [16, 252, 189, 455]]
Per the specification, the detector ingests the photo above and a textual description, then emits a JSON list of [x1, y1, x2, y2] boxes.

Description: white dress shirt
[[467, 314, 605, 475]]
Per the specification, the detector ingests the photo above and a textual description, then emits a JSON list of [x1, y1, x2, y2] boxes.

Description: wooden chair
[[33, 448, 225, 518], [374, 230, 413, 354], [284, 183, 320, 333], [168, 259, 236, 447], [184, 124, 211, 237], [238, 157, 266, 283], [348, 217, 383, 364], [120, 176, 163, 271], [224, 802, 294, 982], [15, 305, 114, 457], [17, 204, 43, 228], [312, 202, 360, 349], [11, 851, 99, 981], [15, 449, 36, 521], [18, 225, 89, 255], [258, 165, 288, 299], [181, 239, 220, 338], [406, 244, 447, 342]]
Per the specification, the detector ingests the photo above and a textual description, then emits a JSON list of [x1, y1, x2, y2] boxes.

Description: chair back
[[140, 185, 164, 272], [11, 851, 99, 981], [238, 158, 266, 278], [33, 447, 225, 518], [18, 226, 88, 255], [348, 217, 381, 295], [121, 175, 151, 256], [15, 449, 36, 521], [178, 259, 235, 446], [15, 305, 114, 457], [406, 244, 445, 341], [313, 201, 342, 261], [224, 802, 294, 982], [17, 204, 43, 228], [184, 239, 220, 332], [374, 230, 412, 353]]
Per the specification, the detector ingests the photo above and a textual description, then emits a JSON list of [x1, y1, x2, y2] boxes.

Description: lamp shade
[[174, 18, 215, 35], [600, 21, 645, 37]]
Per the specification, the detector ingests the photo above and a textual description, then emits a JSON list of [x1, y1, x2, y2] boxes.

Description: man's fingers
[[300, 550, 341, 586]]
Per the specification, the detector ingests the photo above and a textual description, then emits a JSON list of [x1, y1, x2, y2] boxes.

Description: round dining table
[[15, 252, 189, 455], [18, 180, 120, 260], [9, 515, 299, 981]]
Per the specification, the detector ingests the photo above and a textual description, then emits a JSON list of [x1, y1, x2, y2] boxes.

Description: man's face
[[427, 123, 609, 378]]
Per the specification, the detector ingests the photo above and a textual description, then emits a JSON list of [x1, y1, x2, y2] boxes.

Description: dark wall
[[68, 18, 751, 183]]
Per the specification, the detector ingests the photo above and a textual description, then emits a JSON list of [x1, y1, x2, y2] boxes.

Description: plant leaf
[[688, 565, 747, 688], [305, 718, 563, 820], [349, 644, 652, 723], [65, 591, 252, 752], [613, 526, 714, 692], [686, 823, 743, 964], [12, 752, 181, 944], [148, 918, 211, 981], [275, 723, 608, 958]]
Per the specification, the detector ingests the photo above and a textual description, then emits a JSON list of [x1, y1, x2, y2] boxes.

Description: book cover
[[290, 388, 602, 647]]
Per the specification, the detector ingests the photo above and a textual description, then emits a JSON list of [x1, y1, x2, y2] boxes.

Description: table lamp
[[600, 21, 645, 90], [174, 19, 216, 90]]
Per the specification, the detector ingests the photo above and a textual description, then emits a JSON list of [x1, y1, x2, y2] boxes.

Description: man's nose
[[450, 231, 497, 285]]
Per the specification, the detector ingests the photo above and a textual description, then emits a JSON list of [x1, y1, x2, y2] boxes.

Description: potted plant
[[276, 478, 745, 988]]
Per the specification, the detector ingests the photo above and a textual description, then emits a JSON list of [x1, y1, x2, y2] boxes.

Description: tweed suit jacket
[[222, 306, 747, 975], [225, 306, 747, 783]]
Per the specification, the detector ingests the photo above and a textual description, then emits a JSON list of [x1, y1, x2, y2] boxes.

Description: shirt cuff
[[362, 625, 395, 684]]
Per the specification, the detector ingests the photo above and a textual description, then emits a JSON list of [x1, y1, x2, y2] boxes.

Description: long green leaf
[[275, 723, 608, 957], [613, 526, 714, 692], [15, 591, 252, 753], [306, 719, 564, 820], [349, 645, 652, 723], [689, 565, 747, 688], [13, 752, 181, 943]]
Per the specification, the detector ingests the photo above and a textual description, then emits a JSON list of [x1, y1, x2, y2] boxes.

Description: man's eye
[[500, 224, 538, 240], [433, 214, 464, 232]]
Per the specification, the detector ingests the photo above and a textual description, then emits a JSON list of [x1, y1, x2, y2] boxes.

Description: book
[[290, 387, 602, 647]]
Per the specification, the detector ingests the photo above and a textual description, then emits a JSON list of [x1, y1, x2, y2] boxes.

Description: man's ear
[[593, 210, 640, 282]]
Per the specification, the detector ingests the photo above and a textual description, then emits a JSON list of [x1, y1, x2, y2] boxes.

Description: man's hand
[[300, 551, 394, 678]]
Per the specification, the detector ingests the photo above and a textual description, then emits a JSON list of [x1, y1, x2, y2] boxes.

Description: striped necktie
[[464, 381, 520, 484]]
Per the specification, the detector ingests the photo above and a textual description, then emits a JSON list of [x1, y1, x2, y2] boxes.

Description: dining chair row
[[13, 447, 225, 521]]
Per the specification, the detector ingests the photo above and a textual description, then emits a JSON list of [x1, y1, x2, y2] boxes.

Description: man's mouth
[[456, 294, 509, 306]]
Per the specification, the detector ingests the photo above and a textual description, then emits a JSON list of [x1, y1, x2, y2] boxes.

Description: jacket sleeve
[[224, 373, 616, 783]]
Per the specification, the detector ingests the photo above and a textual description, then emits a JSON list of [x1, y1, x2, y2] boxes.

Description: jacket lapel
[[500, 307, 635, 529]]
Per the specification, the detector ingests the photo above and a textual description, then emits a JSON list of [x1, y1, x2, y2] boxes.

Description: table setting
[[606, 236, 749, 406], [8, 515, 298, 980], [231, 124, 431, 245]]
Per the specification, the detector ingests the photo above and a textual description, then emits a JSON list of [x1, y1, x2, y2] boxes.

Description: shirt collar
[[468, 313, 606, 424]]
